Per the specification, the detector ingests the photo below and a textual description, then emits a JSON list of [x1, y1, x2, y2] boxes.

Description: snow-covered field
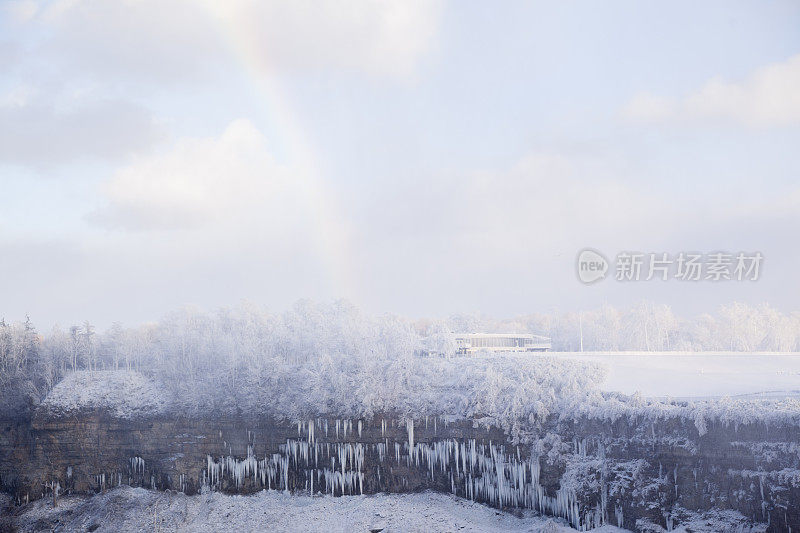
[[543, 352, 800, 400], [10, 487, 628, 533]]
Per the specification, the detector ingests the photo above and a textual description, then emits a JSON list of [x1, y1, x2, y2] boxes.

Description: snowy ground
[[10, 487, 629, 533], [544, 352, 800, 400]]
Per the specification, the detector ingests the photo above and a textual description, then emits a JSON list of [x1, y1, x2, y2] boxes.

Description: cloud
[[349, 149, 676, 316], [86, 117, 357, 298], [21, 0, 442, 82], [623, 53, 800, 127], [35, 0, 227, 84], [204, 0, 443, 79], [362, 150, 663, 260], [0, 99, 163, 168], [75, 119, 355, 319], [8, 140, 800, 326], [348, 146, 800, 317], [0, 0, 442, 172], [88, 119, 307, 231], [621, 93, 675, 123]]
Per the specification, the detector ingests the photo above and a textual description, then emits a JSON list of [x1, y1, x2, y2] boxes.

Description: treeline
[[423, 302, 800, 353], [488, 302, 800, 352], [1, 300, 798, 416], [0, 301, 420, 416]]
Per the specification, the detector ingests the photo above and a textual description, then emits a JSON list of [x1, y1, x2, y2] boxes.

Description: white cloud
[[623, 53, 800, 127], [71, 119, 356, 320], [621, 93, 675, 123], [203, 0, 442, 79], [35, 0, 226, 84], [87, 119, 356, 294], [0, 99, 163, 167], [0, 0, 443, 171], [22, 0, 442, 82], [89, 119, 307, 232]]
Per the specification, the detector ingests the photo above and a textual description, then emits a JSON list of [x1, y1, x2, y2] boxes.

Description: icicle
[[130, 456, 145, 475]]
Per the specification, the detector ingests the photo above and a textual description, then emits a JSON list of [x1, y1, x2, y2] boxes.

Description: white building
[[454, 333, 551, 355]]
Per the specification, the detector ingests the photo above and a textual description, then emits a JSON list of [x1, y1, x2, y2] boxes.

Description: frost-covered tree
[[80, 321, 96, 371], [618, 302, 678, 351], [0, 318, 49, 416], [422, 321, 458, 357], [718, 303, 768, 351], [5, 299, 800, 419], [759, 305, 796, 352], [580, 305, 622, 351]]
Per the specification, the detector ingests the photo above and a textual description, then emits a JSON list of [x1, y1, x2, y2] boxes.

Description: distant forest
[[1, 300, 798, 416], [439, 301, 800, 353]]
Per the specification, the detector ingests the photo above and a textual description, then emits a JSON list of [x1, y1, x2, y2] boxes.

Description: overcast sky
[[2, 0, 800, 328]]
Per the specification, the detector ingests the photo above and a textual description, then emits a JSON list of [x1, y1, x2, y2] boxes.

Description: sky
[[1, 0, 800, 328]]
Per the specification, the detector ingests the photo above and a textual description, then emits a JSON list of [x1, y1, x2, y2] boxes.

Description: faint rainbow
[[203, 4, 358, 301]]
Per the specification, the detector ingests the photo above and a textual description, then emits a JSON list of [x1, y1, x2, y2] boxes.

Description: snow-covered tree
[[422, 321, 458, 357]]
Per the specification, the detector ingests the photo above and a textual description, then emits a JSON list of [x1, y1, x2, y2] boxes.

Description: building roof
[[454, 333, 551, 340]]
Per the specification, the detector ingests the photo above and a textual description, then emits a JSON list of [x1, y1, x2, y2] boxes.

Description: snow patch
[[41, 370, 168, 418], [11, 486, 632, 533]]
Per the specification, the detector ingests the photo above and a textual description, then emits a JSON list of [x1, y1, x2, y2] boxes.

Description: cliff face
[[1, 414, 509, 498], [1, 411, 798, 532]]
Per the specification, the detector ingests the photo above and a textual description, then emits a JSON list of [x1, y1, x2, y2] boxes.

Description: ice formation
[[198, 419, 626, 531]]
